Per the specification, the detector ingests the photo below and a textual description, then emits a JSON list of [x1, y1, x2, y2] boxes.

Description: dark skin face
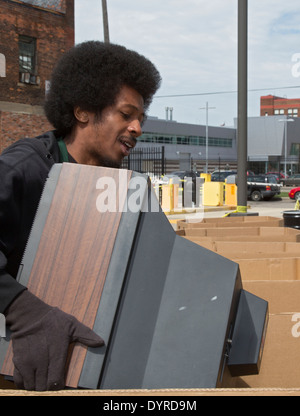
[[65, 85, 145, 167]]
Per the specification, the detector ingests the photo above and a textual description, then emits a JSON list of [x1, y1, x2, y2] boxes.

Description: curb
[[164, 205, 238, 217]]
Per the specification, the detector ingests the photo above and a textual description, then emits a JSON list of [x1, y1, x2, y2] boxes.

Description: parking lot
[[235, 195, 296, 219], [208, 196, 297, 219]]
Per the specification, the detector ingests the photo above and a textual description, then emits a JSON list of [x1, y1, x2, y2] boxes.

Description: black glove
[[5, 290, 104, 391]]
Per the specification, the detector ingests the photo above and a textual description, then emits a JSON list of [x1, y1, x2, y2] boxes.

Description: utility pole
[[237, 0, 248, 214], [199, 102, 216, 173], [102, 0, 110, 43], [278, 117, 294, 178]]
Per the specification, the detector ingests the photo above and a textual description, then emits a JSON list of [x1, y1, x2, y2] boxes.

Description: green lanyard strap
[[57, 138, 69, 163]]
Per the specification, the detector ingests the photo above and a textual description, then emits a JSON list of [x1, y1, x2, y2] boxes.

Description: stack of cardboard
[[177, 216, 300, 390]]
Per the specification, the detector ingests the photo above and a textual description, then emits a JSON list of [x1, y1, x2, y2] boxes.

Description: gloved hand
[[4, 289, 105, 391]]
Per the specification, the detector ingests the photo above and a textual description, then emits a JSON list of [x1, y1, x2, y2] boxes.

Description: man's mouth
[[119, 137, 136, 156]]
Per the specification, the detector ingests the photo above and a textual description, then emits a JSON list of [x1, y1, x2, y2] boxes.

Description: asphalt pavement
[[244, 196, 297, 219]]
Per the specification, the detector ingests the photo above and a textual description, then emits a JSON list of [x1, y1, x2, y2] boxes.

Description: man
[[0, 41, 161, 391]]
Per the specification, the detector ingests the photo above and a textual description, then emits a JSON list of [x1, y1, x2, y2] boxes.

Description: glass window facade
[[139, 133, 233, 148]]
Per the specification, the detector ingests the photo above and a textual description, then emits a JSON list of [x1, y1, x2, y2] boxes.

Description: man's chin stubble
[[97, 155, 122, 169]]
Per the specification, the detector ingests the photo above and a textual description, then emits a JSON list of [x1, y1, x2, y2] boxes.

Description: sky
[[74, 0, 300, 128]]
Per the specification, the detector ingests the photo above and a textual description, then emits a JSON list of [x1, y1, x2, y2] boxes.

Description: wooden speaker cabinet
[[0, 163, 268, 389]]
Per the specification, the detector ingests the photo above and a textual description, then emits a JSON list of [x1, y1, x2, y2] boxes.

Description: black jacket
[[0, 131, 62, 313]]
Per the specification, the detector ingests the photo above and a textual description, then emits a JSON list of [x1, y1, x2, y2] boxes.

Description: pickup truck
[[246, 175, 281, 201], [227, 174, 281, 201]]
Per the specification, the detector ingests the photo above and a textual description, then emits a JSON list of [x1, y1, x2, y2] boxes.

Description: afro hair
[[44, 41, 161, 136]]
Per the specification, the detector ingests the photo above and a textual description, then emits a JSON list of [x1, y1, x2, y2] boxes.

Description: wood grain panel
[[1, 163, 131, 387]]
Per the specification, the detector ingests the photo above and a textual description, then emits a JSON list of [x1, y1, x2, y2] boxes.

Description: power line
[[154, 85, 300, 99]]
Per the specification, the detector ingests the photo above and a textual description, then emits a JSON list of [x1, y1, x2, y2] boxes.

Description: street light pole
[[284, 121, 287, 178], [199, 102, 216, 173]]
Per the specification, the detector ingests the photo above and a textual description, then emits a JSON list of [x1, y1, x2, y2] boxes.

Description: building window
[[19, 35, 39, 85], [139, 133, 232, 148], [293, 109, 298, 117], [274, 109, 279, 115], [280, 109, 285, 114], [291, 143, 300, 156]]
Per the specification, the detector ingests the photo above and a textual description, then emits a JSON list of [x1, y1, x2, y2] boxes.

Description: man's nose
[[128, 120, 142, 138]]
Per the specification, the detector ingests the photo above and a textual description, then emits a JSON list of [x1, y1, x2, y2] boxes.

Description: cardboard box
[[179, 220, 283, 229], [184, 234, 300, 243], [228, 252, 300, 260], [2, 216, 300, 396], [184, 226, 260, 237], [234, 313, 300, 388], [181, 225, 300, 243], [220, 280, 300, 389], [205, 241, 300, 256], [237, 257, 300, 281], [1, 386, 300, 396], [178, 220, 300, 390], [177, 216, 284, 230], [242, 280, 300, 314], [182, 240, 297, 254], [183, 226, 300, 238]]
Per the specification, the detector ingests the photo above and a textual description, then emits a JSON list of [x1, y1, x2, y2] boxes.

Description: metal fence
[[121, 146, 165, 178]]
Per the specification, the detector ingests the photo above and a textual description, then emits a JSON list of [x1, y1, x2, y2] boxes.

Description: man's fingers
[[69, 317, 105, 347], [13, 366, 25, 390]]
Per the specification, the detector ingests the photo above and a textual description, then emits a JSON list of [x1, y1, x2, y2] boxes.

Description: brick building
[[0, 0, 74, 152], [260, 94, 300, 118]]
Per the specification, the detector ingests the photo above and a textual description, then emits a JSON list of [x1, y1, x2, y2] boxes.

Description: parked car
[[211, 170, 254, 182], [264, 173, 280, 184], [211, 171, 237, 182], [289, 187, 300, 200], [282, 174, 300, 187], [247, 174, 281, 201], [266, 172, 288, 183], [210, 172, 280, 201], [267, 172, 288, 178]]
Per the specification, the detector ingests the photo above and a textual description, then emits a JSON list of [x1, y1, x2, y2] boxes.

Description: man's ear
[[74, 107, 89, 123]]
